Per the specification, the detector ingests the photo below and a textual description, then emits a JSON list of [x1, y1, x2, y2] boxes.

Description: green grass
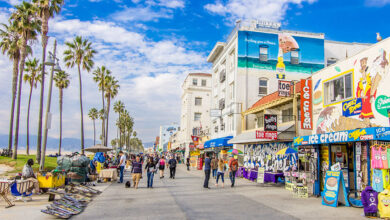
[[0, 155, 57, 174]]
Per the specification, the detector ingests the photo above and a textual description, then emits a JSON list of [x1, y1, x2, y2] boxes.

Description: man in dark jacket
[[131, 156, 143, 189], [203, 154, 211, 189], [168, 157, 177, 179]]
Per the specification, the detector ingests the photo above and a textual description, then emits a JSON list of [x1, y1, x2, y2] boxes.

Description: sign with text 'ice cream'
[[300, 79, 312, 130]]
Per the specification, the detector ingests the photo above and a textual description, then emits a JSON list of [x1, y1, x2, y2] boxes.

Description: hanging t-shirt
[[378, 190, 390, 218], [372, 147, 383, 169], [387, 148, 390, 168], [384, 170, 390, 190], [382, 147, 389, 169], [373, 169, 384, 192]]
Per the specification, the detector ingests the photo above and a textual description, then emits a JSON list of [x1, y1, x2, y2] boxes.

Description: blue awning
[[204, 136, 233, 149]]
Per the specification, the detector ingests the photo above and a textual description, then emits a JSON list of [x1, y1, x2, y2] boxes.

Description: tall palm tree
[[92, 66, 111, 146], [53, 70, 69, 155], [104, 75, 119, 146], [113, 100, 124, 146], [11, 1, 41, 159], [0, 22, 21, 155], [33, 0, 63, 163], [64, 36, 96, 154], [98, 108, 106, 143], [88, 108, 98, 145], [23, 58, 42, 155]]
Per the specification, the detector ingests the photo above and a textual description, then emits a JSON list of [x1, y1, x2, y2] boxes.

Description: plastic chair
[[10, 181, 32, 202]]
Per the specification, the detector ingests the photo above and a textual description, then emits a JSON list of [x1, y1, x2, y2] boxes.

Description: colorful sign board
[[322, 171, 350, 207], [264, 114, 277, 131], [301, 79, 313, 130], [294, 127, 390, 146], [278, 80, 291, 97], [256, 131, 278, 140], [342, 98, 362, 117], [257, 167, 265, 184]]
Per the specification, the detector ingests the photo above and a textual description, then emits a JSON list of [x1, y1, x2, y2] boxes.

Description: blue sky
[[0, 0, 389, 146]]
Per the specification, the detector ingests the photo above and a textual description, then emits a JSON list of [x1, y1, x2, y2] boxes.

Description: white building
[[158, 124, 179, 152], [207, 20, 370, 143], [177, 73, 212, 158]]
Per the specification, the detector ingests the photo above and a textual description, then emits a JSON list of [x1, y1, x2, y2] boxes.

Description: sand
[[0, 164, 13, 175]]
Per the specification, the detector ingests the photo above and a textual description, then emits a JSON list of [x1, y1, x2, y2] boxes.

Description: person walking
[[210, 156, 218, 179], [145, 157, 156, 188], [168, 156, 177, 179], [186, 157, 190, 171], [203, 154, 211, 189], [215, 158, 225, 188], [118, 151, 126, 183], [159, 156, 166, 179], [229, 155, 239, 187], [131, 156, 143, 189]]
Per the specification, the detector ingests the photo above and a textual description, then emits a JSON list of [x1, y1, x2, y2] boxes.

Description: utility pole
[[40, 39, 57, 171]]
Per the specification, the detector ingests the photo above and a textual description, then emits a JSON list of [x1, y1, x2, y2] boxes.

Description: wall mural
[[243, 142, 296, 172], [313, 46, 390, 134]]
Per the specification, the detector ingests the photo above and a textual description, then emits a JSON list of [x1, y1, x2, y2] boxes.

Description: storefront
[[203, 136, 233, 159]]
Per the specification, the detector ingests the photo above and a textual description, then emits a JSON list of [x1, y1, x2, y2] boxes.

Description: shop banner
[[278, 80, 292, 97], [300, 79, 312, 130], [342, 98, 362, 117], [322, 171, 350, 207], [256, 131, 278, 140], [191, 136, 199, 146], [294, 127, 390, 146], [257, 167, 265, 183], [264, 114, 277, 131]]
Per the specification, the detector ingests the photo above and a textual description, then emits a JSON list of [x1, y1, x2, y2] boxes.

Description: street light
[[45, 52, 55, 66], [54, 59, 61, 72]]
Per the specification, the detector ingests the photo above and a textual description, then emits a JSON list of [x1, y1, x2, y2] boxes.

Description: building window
[[327, 58, 338, 67], [324, 72, 352, 105], [192, 128, 199, 136], [282, 108, 294, 123], [195, 97, 202, 106], [219, 69, 226, 83], [201, 79, 207, 86], [214, 126, 218, 133], [194, 113, 201, 121], [219, 98, 225, 110], [259, 78, 268, 95], [193, 78, 198, 86], [290, 49, 300, 65], [259, 45, 269, 62]]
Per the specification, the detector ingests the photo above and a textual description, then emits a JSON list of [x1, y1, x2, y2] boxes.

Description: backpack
[[170, 159, 177, 168], [231, 160, 238, 172]]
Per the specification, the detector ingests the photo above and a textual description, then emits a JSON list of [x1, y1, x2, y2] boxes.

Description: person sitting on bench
[[22, 159, 40, 194]]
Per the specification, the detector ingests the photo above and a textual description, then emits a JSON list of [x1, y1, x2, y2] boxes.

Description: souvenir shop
[[203, 136, 233, 160], [293, 127, 390, 199]]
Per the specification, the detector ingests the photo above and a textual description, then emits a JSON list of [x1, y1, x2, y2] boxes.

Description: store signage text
[[375, 95, 390, 117], [342, 98, 362, 117], [300, 79, 312, 130], [278, 80, 291, 97], [264, 114, 277, 131], [256, 131, 278, 140]]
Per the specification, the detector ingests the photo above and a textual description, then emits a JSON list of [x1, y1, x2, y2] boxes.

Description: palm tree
[[33, 0, 64, 163], [92, 66, 111, 146], [113, 100, 124, 146], [104, 75, 119, 146], [11, 1, 41, 159], [64, 36, 96, 154], [88, 108, 98, 145], [98, 108, 106, 143], [23, 58, 42, 155], [0, 22, 21, 155], [53, 70, 69, 155]]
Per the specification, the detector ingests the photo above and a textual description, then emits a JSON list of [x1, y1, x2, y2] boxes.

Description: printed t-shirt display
[[382, 147, 389, 169], [379, 189, 390, 218], [372, 147, 383, 169], [373, 169, 384, 192]]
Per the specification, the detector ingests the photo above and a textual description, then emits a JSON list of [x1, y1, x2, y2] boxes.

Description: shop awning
[[204, 136, 233, 148], [294, 127, 390, 146], [228, 122, 295, 144]]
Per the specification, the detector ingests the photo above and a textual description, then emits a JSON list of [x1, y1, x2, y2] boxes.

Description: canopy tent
[[85, 144, 112, 153], [204, 136, 233, 149]]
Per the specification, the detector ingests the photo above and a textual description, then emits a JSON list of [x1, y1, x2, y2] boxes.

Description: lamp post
[[40, 39, 59, 171]]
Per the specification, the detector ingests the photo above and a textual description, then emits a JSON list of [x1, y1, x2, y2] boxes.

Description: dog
[[125, 181, 131, 188]]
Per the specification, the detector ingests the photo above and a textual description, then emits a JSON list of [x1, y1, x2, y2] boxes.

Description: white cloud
[[112, 6, 172, 22], [1, 0, 23, 6], [205, 0, 317, 22], [365, 0, 390, 6], [157, 0, 185, 9]]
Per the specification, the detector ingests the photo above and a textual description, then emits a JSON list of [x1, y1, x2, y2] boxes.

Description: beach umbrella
[[275, 147, 297, 155], [85, 144, 112, 153], [228, 149, 243, 155]]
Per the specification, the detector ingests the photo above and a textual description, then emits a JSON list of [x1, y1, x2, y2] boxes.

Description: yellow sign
[[190, 150, 200, 156], [349, 129, 367, 140], [294, 137, 303, 145], [342, 99, 362, 114]]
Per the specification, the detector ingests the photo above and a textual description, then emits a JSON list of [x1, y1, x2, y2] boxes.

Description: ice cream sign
[[300, 79, 312, 130], [375, 95, 390, 117]]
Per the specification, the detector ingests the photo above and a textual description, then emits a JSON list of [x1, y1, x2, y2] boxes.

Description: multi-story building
[[158, 124, 179, 152], [207, 20, 370, 142], [177, 73, 212, 158]]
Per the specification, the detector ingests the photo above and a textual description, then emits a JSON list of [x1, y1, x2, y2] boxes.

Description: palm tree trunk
[[93, 120, 96, 145], [37, 35, 48, 163], [105, 97, 110, 146], [101, 84, 105, 145], [26, 82, 33, 155], [13, 39, 28, 159], [78, 65, 85, 154], [59, 88, 63, 156], [8, 57, 19, 156]]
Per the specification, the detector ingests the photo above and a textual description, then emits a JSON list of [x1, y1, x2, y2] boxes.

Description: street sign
[[278, 80, 291, 97], [210, 109, 222, 117], [264, 114, 277, 131], [256, 131, 277, 140]]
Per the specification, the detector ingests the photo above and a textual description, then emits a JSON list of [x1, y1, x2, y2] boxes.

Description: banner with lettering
[[322, 171, 350, 207], [264, 114, 277, 131], [342, 98, 362, 117], [300, 79, 312, 130]]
